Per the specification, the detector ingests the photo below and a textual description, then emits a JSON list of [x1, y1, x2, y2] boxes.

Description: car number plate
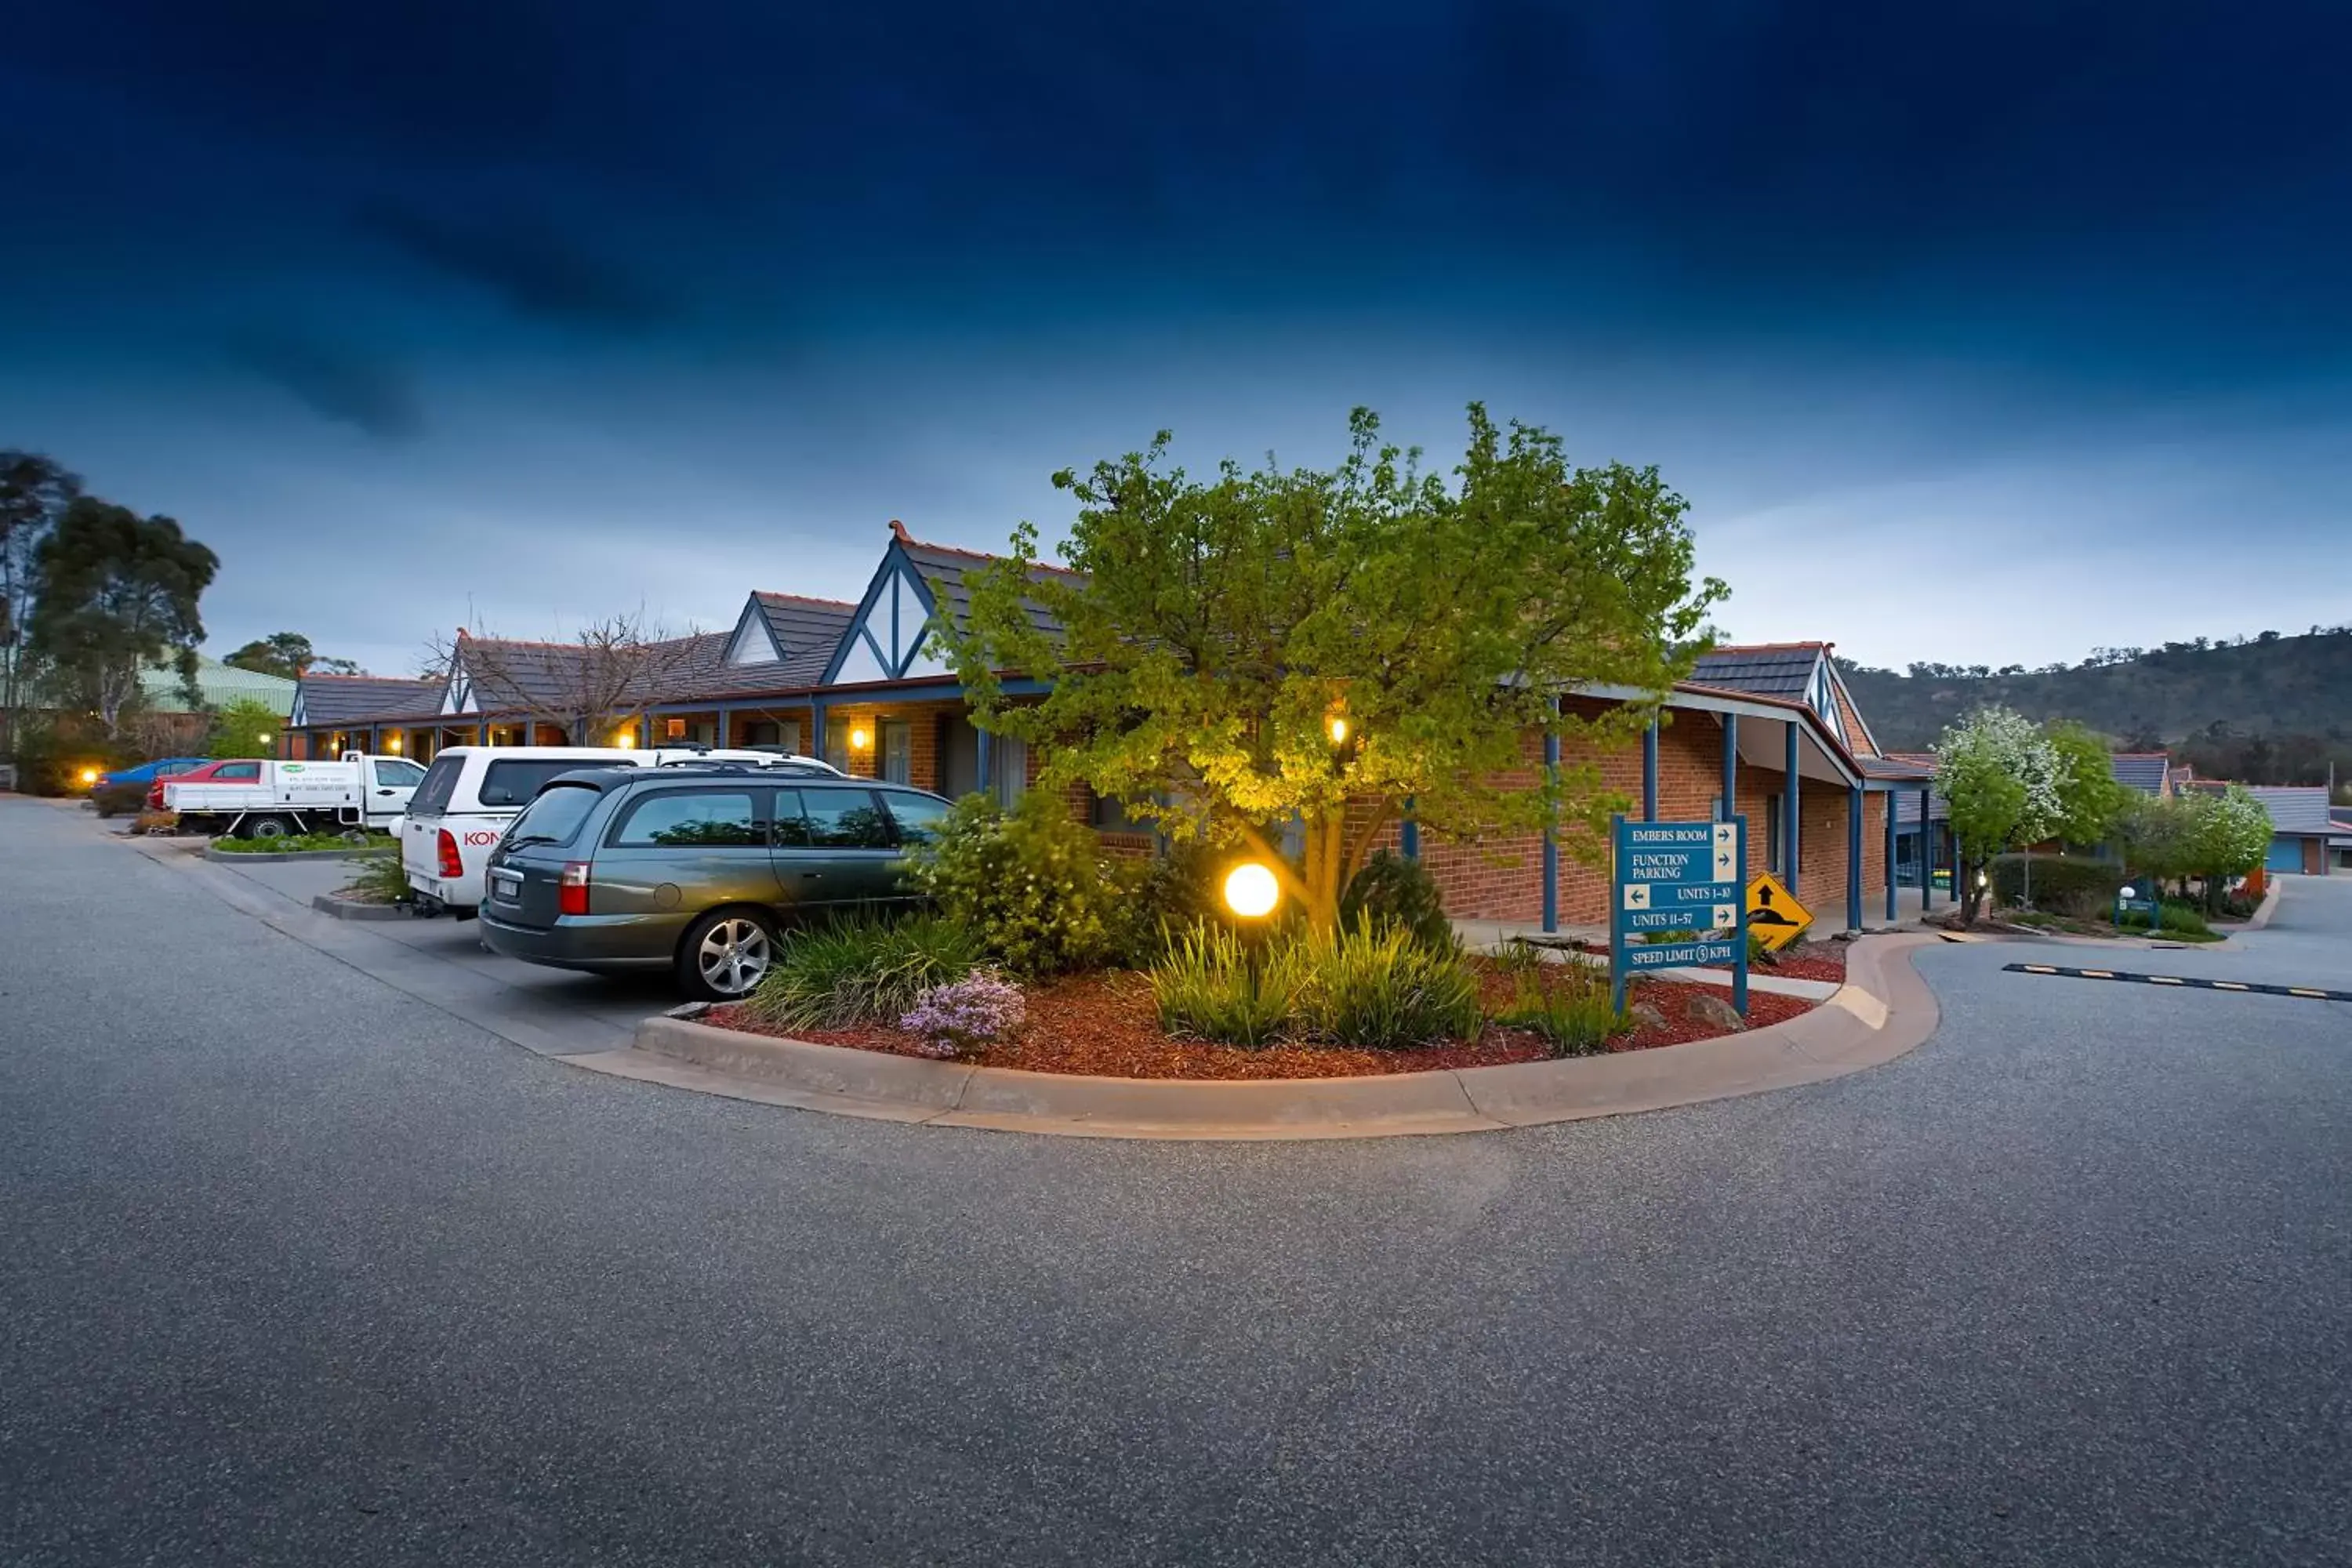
[[490, 871, 521, 902]]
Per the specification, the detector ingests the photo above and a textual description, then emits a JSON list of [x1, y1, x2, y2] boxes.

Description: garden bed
[[706, 960, 1817, 1082], [1547, 935, 1846, 985]]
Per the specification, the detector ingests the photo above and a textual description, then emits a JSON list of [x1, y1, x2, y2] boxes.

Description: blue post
[[1918, 787, 1933, 909], [1784, 722, 1801, 885], [1721, 713, 1737, 820], [1541, 721, 1561, 934], [812, 699, 829, 768], [717, 703, 734, 749], [1884, 787, 1898, 921], [1642, 715, 1659, 820], [1401, 798, 1419, 861], [1606, 812, 1624, 1014], [976, 728, 993, 797], [1731, 813, 1748, 1016], [1847, 784, 1864, 932]]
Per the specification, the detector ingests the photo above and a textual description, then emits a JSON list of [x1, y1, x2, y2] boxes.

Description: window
[[802, 788, 893, 848], [505, 783, 602, 848], [1766, 795, 1801, 876], [825, 719, 851, 772], [478, 759, 593, 808], [993, 735, 1027, 809], [374, 759, 426, 787], [880, 790, 952, 847], [664, 717, 688, 739], [409, 755, 463, 815], [1092, 789, 1146, 831], [215, 761, 261, 782], [612, 789, 763, 848], [881, 720, 912, 785]]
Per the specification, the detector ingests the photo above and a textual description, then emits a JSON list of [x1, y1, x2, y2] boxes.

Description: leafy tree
[[2118, 794, 2198, 898], [1933, 706, 2060, 923], [942, 405, 1726, 932], [27, 499, 217, 739], [2045, 720, 2136, 847], [2190, 785, 2271, 909], [206, 695, 285, 760], [223, 632, 361, 680], [0, 451, 80, 750]]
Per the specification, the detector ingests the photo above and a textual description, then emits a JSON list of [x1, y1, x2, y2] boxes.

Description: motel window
[[825, 719, 851, 772], [1766, 795, 1802, 876], [880, 720, 912, 786], [993, 735, 1027, 809]]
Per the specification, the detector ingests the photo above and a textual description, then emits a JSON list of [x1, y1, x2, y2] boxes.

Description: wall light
[[1223, 862, 1280, 919], [385, 734, 402, 753], [78, 767, 100, 786], [614, 730, 637, 750], [1327, 714, 1349, 746], [850, 724, 872, 752]]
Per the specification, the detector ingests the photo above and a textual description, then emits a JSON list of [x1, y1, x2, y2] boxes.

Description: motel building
[[285, 523, 1951, 935]]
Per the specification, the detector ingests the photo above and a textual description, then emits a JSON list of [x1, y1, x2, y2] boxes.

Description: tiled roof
[[751, 593, 855, 655], [2236, 785, 2335, 834], [294, 673, 443, 725], [895, 525, 1080, 639], [1859, 754, 1933, 781], [2109, 753, 2170, 794], [141, 657, 297, 715], [1688, 644, 1822, 701]]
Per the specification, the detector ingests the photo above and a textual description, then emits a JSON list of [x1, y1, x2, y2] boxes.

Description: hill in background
[[1843, 626, 2352, 789]]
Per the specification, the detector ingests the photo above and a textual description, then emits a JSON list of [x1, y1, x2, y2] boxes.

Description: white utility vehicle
[[164, 753, 426, 839], [398, 746, 843, 916]]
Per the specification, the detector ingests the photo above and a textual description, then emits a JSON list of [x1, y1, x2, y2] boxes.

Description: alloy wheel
[[696, 918, 772, 997]]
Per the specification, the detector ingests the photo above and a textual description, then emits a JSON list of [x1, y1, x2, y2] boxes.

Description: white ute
[[164, 753, 426, 839], [398, 746, 843, 916]]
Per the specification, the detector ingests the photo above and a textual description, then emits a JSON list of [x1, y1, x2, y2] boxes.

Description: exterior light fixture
[[850, 724, 872, 751], [1327, 715, 1349, 746], [385, 735, 402, 753], [2119, 885, 2136, 901], [1976, 869, 1989, 890], [614, 730, 637, 750], [1223, 862, 1280, 919], [78, 767, 100, 786]]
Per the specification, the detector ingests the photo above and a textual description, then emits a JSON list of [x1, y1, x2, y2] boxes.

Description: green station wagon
[[476, 764, 953, 1000]]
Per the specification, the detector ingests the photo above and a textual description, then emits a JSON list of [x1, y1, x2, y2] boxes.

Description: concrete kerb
[[579, 933, 1944, 1142], [203, 842, 386, 864], [310, 893, 410, 922]]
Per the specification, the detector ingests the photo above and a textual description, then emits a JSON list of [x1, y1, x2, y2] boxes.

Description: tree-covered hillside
[[1846, 627, 2352, 788]]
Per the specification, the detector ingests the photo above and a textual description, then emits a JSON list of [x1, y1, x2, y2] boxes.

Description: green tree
[[2119, 793, 2198, 901], [205, 695, 285, 760], [2045, 720, 2136, 848], [223, 632, 360, 681], [1934, 706, 2061, 923], [941, 405, 1726, 933], [2190, 785, 2272, 909], [0, 451, 80, 750], [27, 498, 217, 738]]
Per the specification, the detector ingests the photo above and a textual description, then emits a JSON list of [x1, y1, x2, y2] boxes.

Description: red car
[[149, 757, 267, 811]]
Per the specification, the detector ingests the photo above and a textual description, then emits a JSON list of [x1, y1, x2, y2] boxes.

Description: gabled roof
[[753, 592, 857, 653], [2109, 753, 2170, 795], [2234, 785, 2335, 834], [1689, 643, 1824, 701], [290, 673, 443, 727], [893, 521, 1080, 639], [141, 657, 297, 716]]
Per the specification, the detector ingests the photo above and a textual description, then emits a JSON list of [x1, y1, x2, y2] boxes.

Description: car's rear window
[[477, 759, 591, 808], [503, 782, 602, 848], [408, 755, 463, 815]]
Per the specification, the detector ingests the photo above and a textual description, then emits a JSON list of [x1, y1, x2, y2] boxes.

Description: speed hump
[[1746, 871, 1813, 952]]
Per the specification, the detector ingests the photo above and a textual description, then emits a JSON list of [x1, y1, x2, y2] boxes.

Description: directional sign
[[1613, 815, 1748, 1016], [1745, 870, 1813, 952]]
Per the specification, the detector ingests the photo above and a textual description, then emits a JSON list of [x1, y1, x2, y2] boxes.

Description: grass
[[742, 914, 985, 1030], [1149, 924, 1298, 1048], [1149, 920, 1483, 1050], [1494, 946, 1628, 1057], [212, 830, 393, 854], [338, 851, 412, 905]]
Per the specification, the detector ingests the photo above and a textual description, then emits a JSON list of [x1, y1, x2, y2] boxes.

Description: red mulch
[[706, 957, 1820, 1082], [1557, 934, 1846, 985]]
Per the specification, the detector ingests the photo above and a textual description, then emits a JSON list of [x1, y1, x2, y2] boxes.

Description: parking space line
[[2004, 964, 2352, 1004]]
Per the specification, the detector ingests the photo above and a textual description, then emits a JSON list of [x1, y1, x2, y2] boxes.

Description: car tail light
[[436, 829, 464, 879], [558, 862, 592, 916], [147, 782, 165, 809]]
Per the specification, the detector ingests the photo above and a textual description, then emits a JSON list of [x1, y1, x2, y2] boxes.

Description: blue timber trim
[[1642, 716, 1659, 820], [1784, 722, 1801, 883], [717, 704, 733, 748], [1721, 713, 1737, 820], [1884, 786, 1898, 920], [1846, 784, 1863, 931], [818, 539, 935, 686], [1919, 787, 1934, 909], [857, 623, 890, 677], [811, 698, 829, 763], [1541, 705, 1561, 933], [976, 728, 993, 793], [1401, 798, 1418, 861]]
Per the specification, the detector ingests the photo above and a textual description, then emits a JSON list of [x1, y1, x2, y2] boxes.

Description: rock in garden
[[1628, 1001, 1669, 1032], [1683, 992, 1747, 1032]]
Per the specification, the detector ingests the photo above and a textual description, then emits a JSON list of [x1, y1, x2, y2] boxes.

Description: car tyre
[[678, 907, 779, 1003], [246, 815, 297, 840]]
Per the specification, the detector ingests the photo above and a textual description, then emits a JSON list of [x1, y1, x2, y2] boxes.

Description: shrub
[[1744, 927, 1781, 967], [1990, 852, 2122, 918], [1112, 838, 1229, 965], [340, 851, 412, 904], [2119, 900, 2214, 937], [1285, 923, 1482, 1049], [744, 914, 985, 1030], [906, 791, 1128, 975], [131, 810, 180, 837], [1497, 958, 1625, 1058], [1149, 923, 1300, 1047], [898, 971, 1027, 1059], [1339, 850, 1454, 952], [92, 780, 147, 818]]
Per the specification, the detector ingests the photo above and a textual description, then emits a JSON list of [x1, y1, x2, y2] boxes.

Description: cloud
[[230, 330, 424, 440], [357, 199, 674, 332]]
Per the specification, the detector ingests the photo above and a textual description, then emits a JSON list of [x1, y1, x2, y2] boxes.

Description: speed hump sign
[[1745, 871, 1813, 952]]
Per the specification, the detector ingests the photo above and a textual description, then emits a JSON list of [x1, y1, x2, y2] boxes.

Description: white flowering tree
[[1933, 706, 2062, 923]]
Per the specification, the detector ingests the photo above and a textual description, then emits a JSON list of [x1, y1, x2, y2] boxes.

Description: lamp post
[[1223, 862, 1279, 920]]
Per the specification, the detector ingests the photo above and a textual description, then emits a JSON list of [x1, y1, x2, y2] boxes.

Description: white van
[[398, 746, 842, 916]]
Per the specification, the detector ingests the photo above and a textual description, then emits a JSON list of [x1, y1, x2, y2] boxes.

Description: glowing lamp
[[614, 730, 637, 750], [2118, 886, 2136, 901], [1223, 862, 1279, 919], [1327, 715, 1349, 745], [850, 725, 872, 751], [386, 735, 402, 753], [78, 768, 100, 786]]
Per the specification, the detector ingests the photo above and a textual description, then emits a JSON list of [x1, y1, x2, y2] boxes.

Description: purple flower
[[899, 971, 1026, 1059]]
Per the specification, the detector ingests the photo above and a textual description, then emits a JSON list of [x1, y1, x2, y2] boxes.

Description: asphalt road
[[3, 797, 2348, 1566]]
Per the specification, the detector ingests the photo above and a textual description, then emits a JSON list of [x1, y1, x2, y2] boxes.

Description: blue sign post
[[1611, 815, 1749, 1018]]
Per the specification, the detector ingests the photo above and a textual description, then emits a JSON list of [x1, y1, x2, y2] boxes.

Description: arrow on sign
[[1623, 884, 1650, 910]]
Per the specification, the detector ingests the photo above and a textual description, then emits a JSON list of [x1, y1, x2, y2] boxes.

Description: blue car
[[93, 757, 209, 790]]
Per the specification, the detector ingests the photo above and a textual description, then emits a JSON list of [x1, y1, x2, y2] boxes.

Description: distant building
[[140, 657, 297, 717], [2185, 781, 2336, 876], [2108, 752, 2172, 796]]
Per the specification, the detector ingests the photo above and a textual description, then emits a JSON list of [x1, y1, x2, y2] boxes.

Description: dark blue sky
[[4, 2, 2347, 676]]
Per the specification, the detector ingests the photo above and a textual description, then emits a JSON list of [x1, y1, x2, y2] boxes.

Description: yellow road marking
[[2021, 964, 2058, 974], [2290, 988, 2328, 998], [2079, 970, 2114, 979], [2212, 981, 2249, 991], [2148, 976, 2184, 985]]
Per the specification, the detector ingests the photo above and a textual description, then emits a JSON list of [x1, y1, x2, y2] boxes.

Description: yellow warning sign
[[1746, 872, 1813, 952]]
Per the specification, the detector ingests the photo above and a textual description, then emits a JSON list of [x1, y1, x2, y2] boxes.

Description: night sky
[[4, 2, 2346, 677]]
